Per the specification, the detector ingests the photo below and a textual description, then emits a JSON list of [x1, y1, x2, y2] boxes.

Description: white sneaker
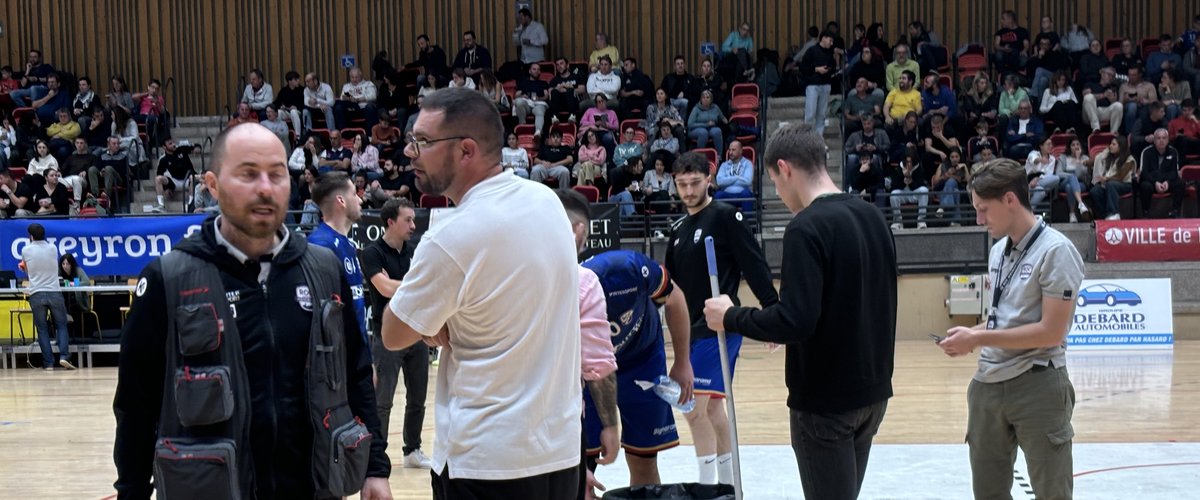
[[1069, 212, 1078, 223], [404, 449, 432, 469], [59, 359, 77, 370], [917, 222, 928, 229], [935, 208, 944, 218], [1105, 214, 1121, 220], [890, 223, 902, 231], [149, 204, 165, 213], [568, 114, 576, 123]]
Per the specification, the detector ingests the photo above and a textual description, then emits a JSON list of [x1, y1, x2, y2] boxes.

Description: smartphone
[[929, 333, 945, 343]]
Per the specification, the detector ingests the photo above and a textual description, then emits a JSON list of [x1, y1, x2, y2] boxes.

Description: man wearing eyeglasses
[[382, 88, 582, 498]]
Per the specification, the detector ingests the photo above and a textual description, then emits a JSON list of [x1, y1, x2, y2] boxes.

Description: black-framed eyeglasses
[[406, 133, 470, 156]]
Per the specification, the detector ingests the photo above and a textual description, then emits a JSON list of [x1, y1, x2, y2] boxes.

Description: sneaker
[[890, 223, 902, 231], [917, 222, 928, 229], [1069, 212, 1078, 223], [568, 114, 576, 123], [59, 359, 77, 370], [1105, 213, 1121, 220], [404, 449, 433, 469], [949, 222, 962, 227], [935, 207, 945, 218], [551, 115, 559, 124], [149, 204, 165, 213]]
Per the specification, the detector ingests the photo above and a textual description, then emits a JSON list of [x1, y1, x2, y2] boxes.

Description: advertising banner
[[1, 216, 206, 277], [1068, 278, 1173, 349], [1095, 219, 1200, 262]]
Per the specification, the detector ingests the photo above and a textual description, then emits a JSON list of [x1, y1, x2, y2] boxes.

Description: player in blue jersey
[[558, 189, 694, 487], [307, 172, 370, 353]]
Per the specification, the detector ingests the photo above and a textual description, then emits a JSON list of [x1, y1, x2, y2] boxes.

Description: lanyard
[[988, 222, 1046, 327]]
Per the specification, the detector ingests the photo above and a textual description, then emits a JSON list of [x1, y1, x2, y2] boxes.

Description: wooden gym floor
[[1, 340, 1197, 498]]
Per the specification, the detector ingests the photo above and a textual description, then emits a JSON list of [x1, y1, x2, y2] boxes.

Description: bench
[[1, 343, 120, 369]]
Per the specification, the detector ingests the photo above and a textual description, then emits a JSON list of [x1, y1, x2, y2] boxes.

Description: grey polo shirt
[[21, 240, 61, 295], [976, 219, 1085, 383]]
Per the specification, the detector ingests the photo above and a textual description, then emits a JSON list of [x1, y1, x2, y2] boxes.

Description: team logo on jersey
[[1019, 263, 1034, 280], [295, 285, 313, 311], [343, 257, 355, 274], [225, 290, 241, 304], [693, 229, 703, 243], [735, 211, 744, 221], [641, 266, 650, 277], [134, 277, 148, 297], [609, 321, 621, 337], [620, 310, 634, 325]]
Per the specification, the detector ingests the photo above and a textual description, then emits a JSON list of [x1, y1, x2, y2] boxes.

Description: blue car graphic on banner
[[1076, 284, 1143, 307]]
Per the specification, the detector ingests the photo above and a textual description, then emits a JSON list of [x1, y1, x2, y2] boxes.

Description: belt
[[1029, 360, 1056, 373]]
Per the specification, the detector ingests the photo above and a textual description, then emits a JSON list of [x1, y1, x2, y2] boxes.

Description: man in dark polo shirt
[[360, 197, 431, 469]]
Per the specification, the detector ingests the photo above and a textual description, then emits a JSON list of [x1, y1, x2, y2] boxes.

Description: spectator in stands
[[920, 73, 958, 126], [32, 73, 71, 125], [103, 78, 134, 121], [1033, 16, 1061, 52], [28, 140, 58, 188], [151, 138, 193, 212], [501, 132, 530, 178], [1112, 39, 1143, 77], [1181, 16, 1200, 53], [826, 21, 847, 52], [288, 134, 322, 177], [865, 23, 891, 64], [514, 63, 552, 135], [532, 129, 573, 188], [884, 70, 922, 129], [0, 167, 34, 217], [715, 140, 753, 204], [59, 253, 91, 320], [845, 115, 890, 183], [418, 73, 443, 100], [409, 35, 449, 81], [1157, 70, 1192, 120], [847, 46, 886, 96], [512, 8, 548, 64], [372, 157, 413, 201], [1088, 136, 1136, 220], [376, 72, 408, 132], [844, 77, 885, 136], [575, 129, 607, 186], [447, 68, 477, 90], [644, 88, 686, 142], [907, 21, 943, 74], [1063, 24, 1095, 63], [478, 70, 510, 115], [261, 106, 291, 154], [83, 108, 109, 154], [661, 56, 695, 118], [0, 116, 13, 167], [997, 74, 1029, 128], [47, 108, 81, 161], [589, 33, 620, 74], [888, 146, 929, 230], [992, 10, 1030, 74], [335, 67, 379, 130], [272, 71, 305, 134], [242, 69, 274, 120], [72, 77, 98, 130], [931, 148, 968, 223], [1083, 67, 1124, 133], [889, 111, 921, 160], [962, 76, 1000, 127], [90, 136, 126, 201], [651, 121, 681, 156], [643, 150, 677, 205], [800, 31, 837, 136], [619, 58, 654, 119], [1131, 101, 1168, 152], [370, 113, 401, 149], [62, 137, 94, 201], [0, 66, 19, 96], [848, 150, 884, 199], [298, 164, 320, 225], [1055, 138, 1092, 222], [112, 107, 146, 167], [787, 27, 821, 76], [585, 57, 622, 110], [9, 50, 56, 108], [1169, 98, 1200, 156], [227, 102, 259, 127], [1077, 39, 1109, 86], [351, 133, 381, 181], [923, 113, 960, 174], [1005, 100, 1044, 160], [1027, 37, 1071, 101], [132, 79, 167, 145], [405, 95, 423, 134], [722, 22, 756, 81], [452, 31, 493, 80], [967, 120, 996, 161], [1139, 128, 1186, 218], [608, 156, 644, 215], [1146, 35, 1182, 84], [1025, 136, 1060, 213], [31, 167, 68, 215], [613, 126, 644, 170], [303, 72, 337, 133], [580, 93, 618, 153], [885, 44, 920, 92], [688, 90, 727, 157], [1039, 71, 1080, 133], [549, 58, 585, 121], [319, 133, 352, 174]]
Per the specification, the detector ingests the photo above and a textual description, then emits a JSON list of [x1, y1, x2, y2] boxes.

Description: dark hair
[[518, 7, 531, 17], [901, 70, 917, 83], [909, 21, 926, 33], [463, 30, 476, 38], [598, 55, 612, 65], [968, 158, 1031, 210], [380, 197, 415, 226], [674, 55, 686, 63], [1149, 100, 1166, 112], [59, 253, 79, 280], [555, 188, 591, 221], [421, 88, 504, 158], [626, 156, 644, 169], [27, 223, 46, 241], [764, 122, 826, 175], [584, 129, 599, 145], [624, 57, 638, 67], [249, 68, 264, 80], [285, 70, 301, 81], [807, 26, 820, 38], [417, 34, 430, 42], [149, 78, 162, 87], [78, 76, 91, 86], [1162, 33, 1174, 42], [111, 75, 128, 91], [1183, 98, 1195, 108], [0, 65, 11, 74], [673, 151, 708, 177], [312, 171, 354, 210], [827, 21, 840, 29]]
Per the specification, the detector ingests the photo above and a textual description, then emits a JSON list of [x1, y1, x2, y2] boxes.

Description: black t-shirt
[[377, 173, 405, 191], [609, 165, 640, 193], [359, 238, 413, 333], [158, 151, 194, 179], [1112, 54, 1143, 75], [538, 144, 572, 164], [1035, 31, 1061, 49], [665, 200, 779, 341], [516, 77, 550, 100], [550, 72, 584, 95], [995, 27, 1030, 52], [1086, 81, 1118, 106], [3, 182, 34, 217], [33, 183, 70, 215]]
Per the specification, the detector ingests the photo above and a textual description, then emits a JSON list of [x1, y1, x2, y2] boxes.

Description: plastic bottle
[[635, 375, 695, 413]]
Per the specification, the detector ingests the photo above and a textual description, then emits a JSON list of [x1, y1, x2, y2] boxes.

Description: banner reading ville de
[[1095, 219, 1200, 262], [1068, 278, 1174, 349], [1, 215, 207, 277]]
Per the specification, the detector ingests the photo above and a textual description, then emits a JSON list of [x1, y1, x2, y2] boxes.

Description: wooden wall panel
[[3, 0, 1200, 116]]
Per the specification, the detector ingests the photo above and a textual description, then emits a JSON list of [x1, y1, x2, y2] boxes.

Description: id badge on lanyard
[[987, 222, 1046, 331]]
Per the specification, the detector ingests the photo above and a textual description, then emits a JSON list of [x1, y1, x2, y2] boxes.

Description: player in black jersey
[[664, 151, 779, 485]]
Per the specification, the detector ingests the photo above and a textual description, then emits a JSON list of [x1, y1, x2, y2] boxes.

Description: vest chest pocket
[[315, 403, 371, 497], [174, 366, 234, 427], [176, 303, 223, 356], [153, 438, 241, 500]]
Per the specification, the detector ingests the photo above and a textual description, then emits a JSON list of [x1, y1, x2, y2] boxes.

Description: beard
[[415, 156, 455, 196]]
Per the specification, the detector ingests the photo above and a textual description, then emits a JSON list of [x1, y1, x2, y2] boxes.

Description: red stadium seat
[[1088, 132, 1115, 152], [730, 83, 760, 112], [729, 112, 759, 145], [1104, 38, 1124, 59], [620, 119, 647, 144], [742, 146, 756, 164], [695, 148, 718, 174], [573, 185, 600, 202]]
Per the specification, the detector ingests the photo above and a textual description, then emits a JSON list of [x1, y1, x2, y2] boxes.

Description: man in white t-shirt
[[381, 88, 582, 498]]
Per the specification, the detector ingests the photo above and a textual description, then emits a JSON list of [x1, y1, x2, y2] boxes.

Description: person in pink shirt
[[581, 94, 619, 154], [575, 130, 609, 186]]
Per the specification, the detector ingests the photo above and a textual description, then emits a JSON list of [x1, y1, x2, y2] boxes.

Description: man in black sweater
[[800, 31, 838, 136], [1138, 128, 1186, 218], [666, 151, 778, 486], [703, 123, 897, 499]]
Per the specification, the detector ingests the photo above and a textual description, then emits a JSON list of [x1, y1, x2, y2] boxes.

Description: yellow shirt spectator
[[884, 88, 923, 121], [47, 120, 82, 142]]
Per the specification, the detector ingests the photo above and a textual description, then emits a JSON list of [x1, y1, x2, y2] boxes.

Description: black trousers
[[1139, 178, 1187, 215], [371, 335, 429, 455], [432, 464, 579, 500], [790, 400, 889, 500]]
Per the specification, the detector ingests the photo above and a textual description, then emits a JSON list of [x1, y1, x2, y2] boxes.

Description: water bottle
[[635, 375, 695, 413]]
